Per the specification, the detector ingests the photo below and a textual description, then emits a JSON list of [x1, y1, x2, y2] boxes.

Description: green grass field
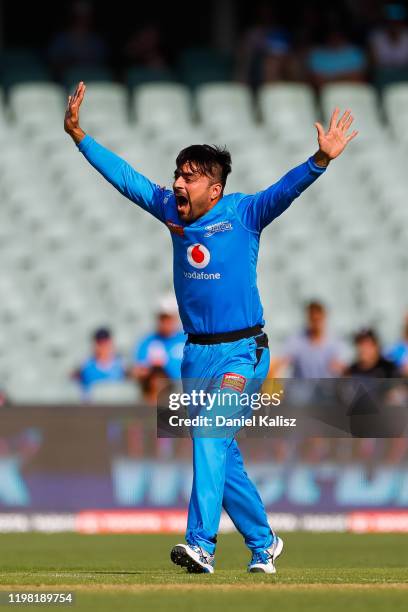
[[0, 532, 407, 611]]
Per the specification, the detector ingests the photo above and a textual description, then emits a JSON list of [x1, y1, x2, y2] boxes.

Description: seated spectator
[[132, 294, 185, 385], [236, 1, 296, 87], [122, 23, 167, 69], [48, 1, 108, 77], [386, 313, 408, 375], [346, 328, 399, 377], [369, 3, 408, 85], [140, 365, 174, 408], [307, 29, 367, 87], [271, 301, 345, 378], [74, 327, 127, 396]]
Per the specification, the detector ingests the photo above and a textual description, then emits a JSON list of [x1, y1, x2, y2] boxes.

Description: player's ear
[[211, 182, 222, 200]]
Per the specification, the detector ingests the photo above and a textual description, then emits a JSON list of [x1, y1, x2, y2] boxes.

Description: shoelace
[[191, 545, 214, 565], [251, 549, 273, 565]]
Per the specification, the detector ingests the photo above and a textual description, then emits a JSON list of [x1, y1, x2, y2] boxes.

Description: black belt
[[188, 325, 267, 345]]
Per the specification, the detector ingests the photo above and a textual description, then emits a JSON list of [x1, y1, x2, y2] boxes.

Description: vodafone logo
[[187, 243, 210, 269]]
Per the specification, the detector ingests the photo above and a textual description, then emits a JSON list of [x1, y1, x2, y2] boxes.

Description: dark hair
[[306, 300, 326, 313], [140, 365, 170, 394], [176, 144, 232, 188], [353, 328, 379, 345], [93, 327, 111, 342]]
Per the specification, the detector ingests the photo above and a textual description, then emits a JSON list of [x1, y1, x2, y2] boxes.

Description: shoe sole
[[248, 537, 284, 574], [170, 545, 212, 574]]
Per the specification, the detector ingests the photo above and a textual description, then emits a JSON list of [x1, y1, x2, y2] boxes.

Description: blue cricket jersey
[[79, 355, 126, 391], [134, 331, 186, 379], [78, 135, 326, 335]]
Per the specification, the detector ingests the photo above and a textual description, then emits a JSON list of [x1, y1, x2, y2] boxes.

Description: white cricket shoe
[[171, 543, 215, 574], [248, 536, 284, 573]]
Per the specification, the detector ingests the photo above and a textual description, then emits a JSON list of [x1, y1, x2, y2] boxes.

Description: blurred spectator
[[307, 29, 367, 87], [123, 23, 167, 68], [139, 365, 175, 460], [369, 2, 408, 85], [271, 301, 345, 378], [386, 313, 408, 374], [132, 295, 185, 385], [236, 1, 297, 87], [346, 328, 400, 377], [74, 327, 127, 395], [140, 365, 173, 408], [48, 1, 108, 77], [0, 388, 8, 407]]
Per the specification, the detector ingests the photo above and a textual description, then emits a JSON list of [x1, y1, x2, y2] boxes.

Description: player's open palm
[[64, 81, 86, 134], [314, 108, 358, 160]]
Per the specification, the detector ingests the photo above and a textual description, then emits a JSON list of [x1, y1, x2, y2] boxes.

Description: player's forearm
[[78, 135, 139, 195], [243, 157, 328, 230], [77, 135, 162, 214], [273, 157, 327, 208]]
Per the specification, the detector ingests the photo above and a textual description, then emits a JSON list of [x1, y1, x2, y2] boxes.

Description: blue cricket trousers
[[181, 333, 274, 555]]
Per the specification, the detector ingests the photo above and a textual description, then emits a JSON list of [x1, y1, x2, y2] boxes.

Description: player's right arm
[[64, 82, 167, 222]]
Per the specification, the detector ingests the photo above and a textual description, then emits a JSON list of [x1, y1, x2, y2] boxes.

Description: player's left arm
[[237, 108, 358, 232]]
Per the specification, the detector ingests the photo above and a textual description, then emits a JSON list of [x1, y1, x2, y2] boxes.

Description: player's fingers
[[314, 121, 325, 139], [78, 83, 86, 101], [72, 82, 82, 103], [343, 115, 354, 131], [337, 109, 351, 129], [71, 85, 79, 103], [329, 107, 339, 130], [346, 129, 358, 142]]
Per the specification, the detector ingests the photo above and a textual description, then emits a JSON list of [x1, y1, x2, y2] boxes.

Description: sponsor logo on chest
[[187, 243, 211, 269], [204, 220, 233, 238]]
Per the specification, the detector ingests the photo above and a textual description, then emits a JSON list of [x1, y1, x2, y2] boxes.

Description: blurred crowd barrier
[[0, 404, 407, 533]]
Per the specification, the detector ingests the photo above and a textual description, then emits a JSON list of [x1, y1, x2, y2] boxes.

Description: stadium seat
[[132, 83, 193, 132], [77, 82, 129, 129], [153, 126, 209, 158], [258, 83, 316, 142], [9, 82, 65, 115], [8, 83, 65, 130], [320, 83, 383, 138], [383, 83, 408, 140], [7, 378, 82, 404], [196, 83, 255, 131], [90, 381, 140, 404]]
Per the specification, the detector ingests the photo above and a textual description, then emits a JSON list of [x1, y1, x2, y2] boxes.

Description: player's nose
[[174, 175, 184, 187]]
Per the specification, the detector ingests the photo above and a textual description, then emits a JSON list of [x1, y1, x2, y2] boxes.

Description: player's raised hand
[[64, 81, 86, 143], [314, 108, 358, 166]]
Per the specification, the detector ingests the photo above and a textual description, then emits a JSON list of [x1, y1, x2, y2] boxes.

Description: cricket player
[[65, 81, 357, 574]]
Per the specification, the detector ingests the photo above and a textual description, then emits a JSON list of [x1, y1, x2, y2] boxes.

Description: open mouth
[[175, 194, 189, 206]]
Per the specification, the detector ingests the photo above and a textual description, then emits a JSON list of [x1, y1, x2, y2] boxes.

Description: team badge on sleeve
[[221, 372, 247, 393]]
